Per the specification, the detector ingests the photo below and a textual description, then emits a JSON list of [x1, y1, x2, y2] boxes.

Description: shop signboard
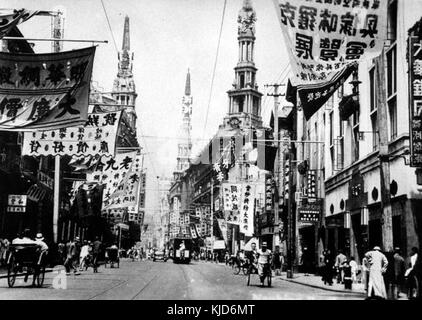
[[298, 198, 323, 223], [408, 35, 422, 167]]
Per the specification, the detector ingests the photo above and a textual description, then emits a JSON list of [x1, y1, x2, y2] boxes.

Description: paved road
[[0, 259, 364, 300]]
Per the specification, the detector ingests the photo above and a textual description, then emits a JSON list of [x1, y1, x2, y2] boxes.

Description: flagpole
[[2, 37, 108, 44]]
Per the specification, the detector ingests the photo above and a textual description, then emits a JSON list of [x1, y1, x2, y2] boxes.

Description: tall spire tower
[[111, 15, 138, 131], [223, 0, 262, 129], [174, 69, 193, 180]]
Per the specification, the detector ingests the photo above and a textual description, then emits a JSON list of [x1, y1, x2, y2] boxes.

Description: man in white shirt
[[257, 242, 272, 286], [12, 229, 36, 245]]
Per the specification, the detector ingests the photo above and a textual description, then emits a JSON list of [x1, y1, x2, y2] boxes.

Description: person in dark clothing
[[393, 247, 405, 299], [92, 236, 102, 273], [323, 250, 334, 285], [383, 249, 395, 299], [273, 246, 282, 276], [343, 260, 353, 290]]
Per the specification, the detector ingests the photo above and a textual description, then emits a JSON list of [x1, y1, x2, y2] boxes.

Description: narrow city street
[[0, 260, 363, 300]]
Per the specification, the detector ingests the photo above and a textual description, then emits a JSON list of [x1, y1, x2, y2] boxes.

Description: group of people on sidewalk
[[320, 245, 419, 299]]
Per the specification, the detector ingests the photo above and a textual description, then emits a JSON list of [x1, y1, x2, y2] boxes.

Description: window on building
[[240, 73, 245, 88], [387, 0, 397, 43], [369, 66, 379, 150], [329, 111, 334, 146], [369, 67, 376, 112], [387, 43, 397, 140], [389, 96, 397, 139]]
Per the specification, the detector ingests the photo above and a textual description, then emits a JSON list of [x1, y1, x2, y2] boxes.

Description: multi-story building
[[292, 0, 422, 270]]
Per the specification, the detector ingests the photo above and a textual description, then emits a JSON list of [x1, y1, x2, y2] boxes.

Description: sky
[[3, 0, 290, 221]]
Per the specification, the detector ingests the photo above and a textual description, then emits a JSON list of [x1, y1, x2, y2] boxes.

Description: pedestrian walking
[[64, 238, 81, 275], [343, 259, 352, 290], [79, 240, 90, 271], [334, 250, 347, 284], [383, 248, 395, 299], [273, 246, 282, 276], [349, 256, 358, 283], [323, 250, 334, 285], [365, 246, 388, 300], [393, 247, 405, 299]]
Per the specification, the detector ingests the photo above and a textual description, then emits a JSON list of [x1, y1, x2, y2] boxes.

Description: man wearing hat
[[256, 242, 272, 286], [34, 233, 48, 252], [34, 233, 48, 266], [364, 246, 388, 299]]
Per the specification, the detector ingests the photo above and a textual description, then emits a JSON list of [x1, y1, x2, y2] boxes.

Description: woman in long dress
[[365, 246, 388, 299]]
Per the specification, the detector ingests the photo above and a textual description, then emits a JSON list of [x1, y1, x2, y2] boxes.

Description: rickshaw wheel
[[267, 274, 272, 287], [233, 265, 241, 275], [242, 266, 249, 276], [36, 266, 46, 288], [7, 258, 17, 288]]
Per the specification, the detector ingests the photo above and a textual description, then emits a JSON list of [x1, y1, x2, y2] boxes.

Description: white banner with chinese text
[[222, 183, 242, 224], [272, 0, 387, 87], [22, 110, 121, 157], [239, 183, 256, 237]]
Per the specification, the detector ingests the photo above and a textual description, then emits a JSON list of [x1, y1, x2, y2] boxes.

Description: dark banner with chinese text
[[408, 35, 422, 167], [0, 46, 95, 130], [298, 198, 323, 223]]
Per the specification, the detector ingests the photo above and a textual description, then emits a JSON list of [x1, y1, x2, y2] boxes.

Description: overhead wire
[[100, 0, 119, 53], [201, 0, 227, 141]]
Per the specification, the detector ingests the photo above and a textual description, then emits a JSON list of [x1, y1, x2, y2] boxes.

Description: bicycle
[[233, 258, 250, 275]]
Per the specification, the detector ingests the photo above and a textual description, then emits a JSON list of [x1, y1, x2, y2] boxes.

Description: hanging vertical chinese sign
[[239, 183, 256, 236], [0, 46, 95, 130], [272, 0, 387, 120], [408, 35, 422, 167], [222, 183, 242, 224]]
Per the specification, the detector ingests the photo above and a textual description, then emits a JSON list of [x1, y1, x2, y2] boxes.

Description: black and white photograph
[[0, 0, 421, 308]]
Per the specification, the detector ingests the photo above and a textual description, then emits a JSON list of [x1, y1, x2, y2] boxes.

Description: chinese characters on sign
[[0, 46, 95, 130], [22, 111, 121, 157], [409, 36, 422, 167], [298, 199, 323, 223], [86, 152, 139, 210], [7, 194, 27, 213], [239, 184, 256, 237], [273, 0, 387, 119], [265, 175, 274, 214], [102, 153, 143, 210], [222, 183, 242, 224]]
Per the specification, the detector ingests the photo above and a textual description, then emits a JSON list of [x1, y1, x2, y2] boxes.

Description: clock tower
[[222, 0, 262, 130]]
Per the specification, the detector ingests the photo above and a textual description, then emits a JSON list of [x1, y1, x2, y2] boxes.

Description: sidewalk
[[276, 272, 365, 295], [275, 272, 408, 300]]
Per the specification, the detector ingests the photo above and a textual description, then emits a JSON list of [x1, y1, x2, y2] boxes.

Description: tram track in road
[[88, 262, 156, 300]]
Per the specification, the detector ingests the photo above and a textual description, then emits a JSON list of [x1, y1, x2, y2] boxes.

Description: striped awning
[[27, 184, 47, 202]]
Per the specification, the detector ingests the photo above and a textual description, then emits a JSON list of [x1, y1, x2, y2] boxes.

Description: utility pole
[[264, 83, 285, 249], [375, 50, 393, 251], [52, 9, 65, 244]]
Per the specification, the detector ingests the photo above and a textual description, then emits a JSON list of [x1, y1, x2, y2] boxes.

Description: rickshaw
[[104, 246, 120, 268], [246, 262, 272, 287], [171, 237, 192, 264], [6, 243, 47, 288]]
